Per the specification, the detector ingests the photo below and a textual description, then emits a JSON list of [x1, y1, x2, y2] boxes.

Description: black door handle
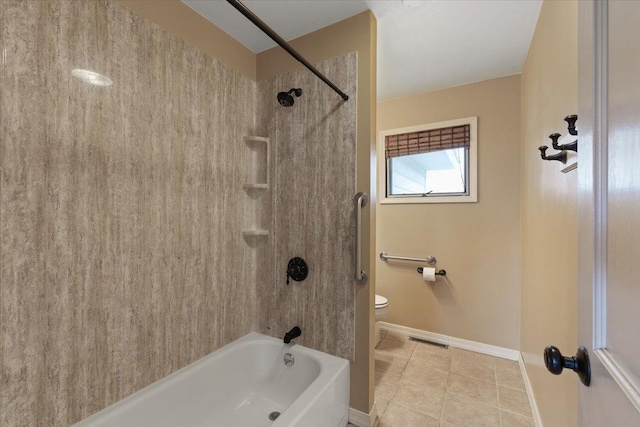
[[544, 345, 591, 386]]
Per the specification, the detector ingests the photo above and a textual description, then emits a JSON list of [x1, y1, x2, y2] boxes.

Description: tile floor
[[350, 331, 535, 427]]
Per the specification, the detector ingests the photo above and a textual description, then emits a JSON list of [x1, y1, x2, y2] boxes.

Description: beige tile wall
[[256, 53, 358, 360], [118, 0, 257, 80], [257, 12, 377, 412], [1, 1, 258, 425]]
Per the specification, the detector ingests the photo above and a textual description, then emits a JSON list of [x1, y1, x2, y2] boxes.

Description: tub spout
[[283, 326, 301, 344]]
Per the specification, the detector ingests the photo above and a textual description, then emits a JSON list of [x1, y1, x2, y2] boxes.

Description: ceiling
[[183, 0, 542, 100]]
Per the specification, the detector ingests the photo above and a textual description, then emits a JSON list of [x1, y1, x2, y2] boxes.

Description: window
[[378, 117, 477, 204]]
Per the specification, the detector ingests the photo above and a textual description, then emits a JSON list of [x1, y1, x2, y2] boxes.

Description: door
[[577, 0, 640, 425]]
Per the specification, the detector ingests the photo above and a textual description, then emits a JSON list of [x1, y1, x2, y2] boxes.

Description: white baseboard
[[379, 322, 520, 361], [348, 402, 378, 427], [518, 353, 543, 427]]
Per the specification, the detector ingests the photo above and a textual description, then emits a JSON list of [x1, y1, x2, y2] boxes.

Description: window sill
[[381, 194, 477, 205]]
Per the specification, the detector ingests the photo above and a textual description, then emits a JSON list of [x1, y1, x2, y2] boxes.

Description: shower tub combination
[[74, 332, 350, 427]]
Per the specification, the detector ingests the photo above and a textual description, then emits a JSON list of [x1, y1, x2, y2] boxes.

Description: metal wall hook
[[550, 133, 578, 152], [564, 114, 578, 136], [539, 146, 567, 163]]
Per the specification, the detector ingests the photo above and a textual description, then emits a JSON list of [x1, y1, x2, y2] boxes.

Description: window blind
[[385, 124, 470, 159]]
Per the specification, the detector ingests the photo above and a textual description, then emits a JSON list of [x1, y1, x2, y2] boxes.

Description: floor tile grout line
[[496, 358, 503, 427], [440, 390, 448, 422], [444, 389, 500, 410], [384, 396, 442, 423], [449, 369, 498, 385], [500, 407, 535, 419], [496, 382, 527, 392], [495, 359, 500, 402], [496, 382, 532, 415]]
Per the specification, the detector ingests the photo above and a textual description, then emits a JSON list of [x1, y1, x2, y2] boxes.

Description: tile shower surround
[[0, 1, 357, 425], [256, 53, 357, 361]]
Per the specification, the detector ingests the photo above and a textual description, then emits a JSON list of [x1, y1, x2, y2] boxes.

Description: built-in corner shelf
[[244, 136, 269, 147], [242, 136, 270, 246], [242, 229, 269, 238], [243, 183, 269, 192], [243, 136, 269, 191]]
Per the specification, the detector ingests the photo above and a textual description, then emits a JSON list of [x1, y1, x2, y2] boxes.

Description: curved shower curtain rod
[[225, 0, 350, 102]]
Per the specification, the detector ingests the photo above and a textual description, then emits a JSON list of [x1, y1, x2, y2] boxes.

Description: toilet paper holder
[[379, 252, 445, 276], [417, 267, 447, 277]]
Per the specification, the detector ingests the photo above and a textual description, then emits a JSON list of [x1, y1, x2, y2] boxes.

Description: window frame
[[378, 117, 478, 204]]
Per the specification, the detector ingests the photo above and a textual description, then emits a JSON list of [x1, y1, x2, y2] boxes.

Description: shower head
[[277, 88, 302, 107]]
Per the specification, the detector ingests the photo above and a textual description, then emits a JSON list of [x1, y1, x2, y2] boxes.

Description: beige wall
[[377, 75, 522, 350], [520, 1, 578, 426], [258, 11, 378, 413], [118, 0, 256, 80]]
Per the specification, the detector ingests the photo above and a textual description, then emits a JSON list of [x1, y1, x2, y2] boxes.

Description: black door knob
[[544, 345, 591, 386]]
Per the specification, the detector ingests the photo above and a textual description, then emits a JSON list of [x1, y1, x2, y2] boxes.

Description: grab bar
[[380, 252, 437, 266], [354, 192, 368, 283]]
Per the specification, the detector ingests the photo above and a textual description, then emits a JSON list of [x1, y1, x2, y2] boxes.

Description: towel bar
[[379, 252, 437, 266]]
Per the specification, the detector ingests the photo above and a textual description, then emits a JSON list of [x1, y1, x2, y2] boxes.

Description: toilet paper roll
[[422, 267, 437, 282]]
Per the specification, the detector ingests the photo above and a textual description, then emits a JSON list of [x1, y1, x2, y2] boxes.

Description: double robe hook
[[538, 115, 578, 163]]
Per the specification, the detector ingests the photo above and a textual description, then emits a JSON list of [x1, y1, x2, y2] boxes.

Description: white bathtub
[[73, 332, 350, 427]]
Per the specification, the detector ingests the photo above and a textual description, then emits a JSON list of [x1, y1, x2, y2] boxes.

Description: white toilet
[[375, 294, 389, 347]]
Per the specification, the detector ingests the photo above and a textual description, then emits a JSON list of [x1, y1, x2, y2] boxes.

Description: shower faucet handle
[[286, 257, 308, 285]]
